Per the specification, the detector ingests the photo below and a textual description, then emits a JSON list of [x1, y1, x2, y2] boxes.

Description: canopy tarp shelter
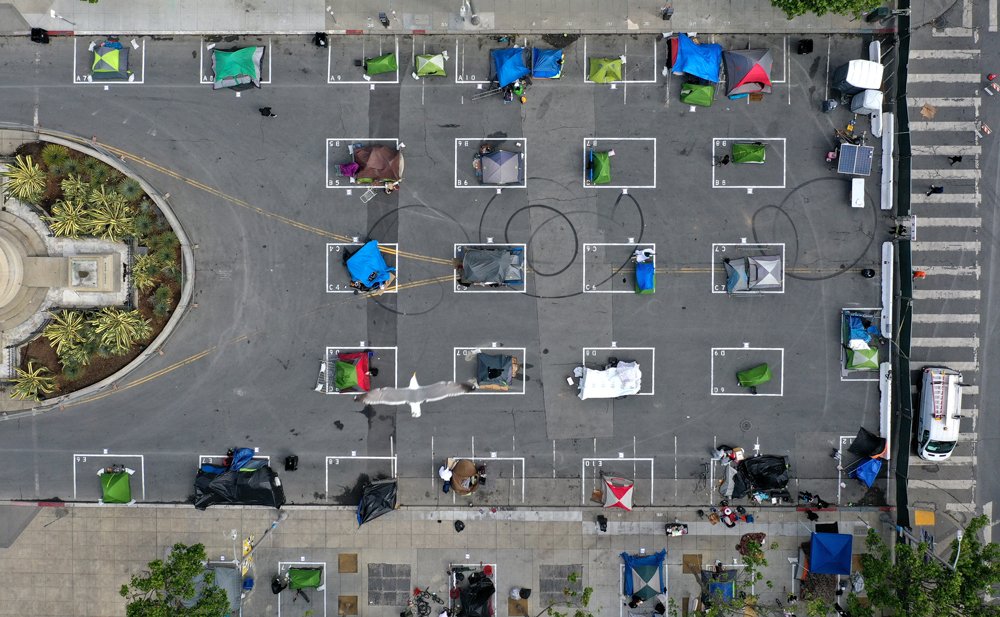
[[588, 150, 612, 185], [680, 82, 715, 107], [354, 145, 404, 183], [724, 255, 783, 293], [671, 34, 723, 82], [589, 57, 623, 83], [575, 362, 642, 399], [365, 52, 397, 76], [723, 49, 773, 97], [849, 426, 887, 458], [602, 475, 634, 510], [357, 478, 397, 525], [847, 347, 878, 371], [193, 448, 285, 509], [212, 47, 264, 90], [460, 248, 524, 286], [288, 567, 324, 590], [531, 48, 563, 78], [100, 470, 132, 504], [737, 363, 772, 388], [732, 142, 766, 164], [415, 53, 446, 77], [700, 568, 738, 604], [809, 533, 853, 575], [333, 351, 373, 393], [477, 353, 515, 390], [621, 550, 666, 601], [346, 240, 395, 289], [491, 48, 530, 87], [92, 45, 129, 80], [481, 150, 522, 185], [850, 457, 882, 488]]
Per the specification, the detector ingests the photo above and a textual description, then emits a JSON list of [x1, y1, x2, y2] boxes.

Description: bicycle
[[401, 587, 444, 617]]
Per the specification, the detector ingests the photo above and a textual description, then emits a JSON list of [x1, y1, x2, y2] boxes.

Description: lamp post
[[951, 529, 964, 570], [49, 9, 76, 26], [241, 510, 289, 566]]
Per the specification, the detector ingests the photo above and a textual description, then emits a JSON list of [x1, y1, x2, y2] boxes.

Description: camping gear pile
[[92, 38, 131, 81], [450, 566, 496, 617], [723, 254, 783, 293], [667, 33, 779, 105], [442, 458, 485, 495], [212, 46, 264, 90], [842, 310, 881, 372], [194, 447, 286, 509], [457, 246, 525, 288], [344, 240, 396, 294], [842, 427, 887, 489], [475, 47, 563, 103], [357, 478, 397, 525], [339, 144, 405, 191], [476, 352, 518, 391], [573, 358, 642, 399], [718, 452, 791, 502]]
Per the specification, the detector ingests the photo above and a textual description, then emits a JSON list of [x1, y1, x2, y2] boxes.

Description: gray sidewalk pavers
[[0, 503, 889, 617]]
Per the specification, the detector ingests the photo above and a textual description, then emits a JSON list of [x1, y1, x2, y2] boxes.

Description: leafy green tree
[[120, 542, 230, 617], [770, 0, 880, 19], [846, 516, 1000, 617], [45, 198, 89, 238], [534, 572, 595, 617], [88, 308, 152, 355], [1, 155, 46, 204], [10, 361, 57, 401]]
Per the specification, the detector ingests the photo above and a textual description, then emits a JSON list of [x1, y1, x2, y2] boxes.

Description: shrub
[[132, 209, 155, 238], [1, 155, 46, 204], [58, 342, 93, 370], [88, 308, 152, 355], [131, 253, 161, 292], [41, 144, 70, 169], [10, 361, 56, 401], [152, 285, 172, 318], [60, 174, 90, 201], [61, 158, 81, 178], [86, 191, 135, 240], [44, 198, 89, 238], [117, 178, 143, 203], [43, 310, 88, 355], [80, 157, 108, 184]]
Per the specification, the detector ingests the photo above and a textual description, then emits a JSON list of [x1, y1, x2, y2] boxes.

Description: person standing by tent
[[259, 107, 276, 118], [716, 154, 730, 166]]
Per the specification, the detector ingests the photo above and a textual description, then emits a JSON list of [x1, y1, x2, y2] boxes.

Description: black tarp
[[193, 462, 286, 509], [732, 455, 789, 498], [477, 353, 513, 387], [357, 479, 397, 525], [460, 249, 523, 285], [459, 575, 496, 617], [848, 427, 886, 458]]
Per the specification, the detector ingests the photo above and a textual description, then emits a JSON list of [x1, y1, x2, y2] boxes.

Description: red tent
[[602, 476, 635, 510], [723, 49, 773, 97], [334, 351, 372, 393]]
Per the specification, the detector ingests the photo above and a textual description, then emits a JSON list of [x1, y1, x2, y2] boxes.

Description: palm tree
[[43, 310, 88, 355], [44, 198, 88, 238], [10, 361, 57, 401], [60, 174, 89, 201], [1, 155, 46, 204], [88, 308, 152, 355], [86, 190, 135, 240]]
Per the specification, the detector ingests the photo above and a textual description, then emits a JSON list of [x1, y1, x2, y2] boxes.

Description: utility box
[[833, 59, 884, 95], [851, 178, 865, 209]]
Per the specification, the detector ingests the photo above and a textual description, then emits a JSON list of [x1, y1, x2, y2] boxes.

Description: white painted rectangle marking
[[581, 138, 657, 189], [710, 347, 784, 396], [74, 37, 147, 85], [325, 346, 399, 394], [325, 455, 397, 497], [453, 346, 527, 395], [200, 37, 272, 85], [582, 36, 658, 84], [711, 243, 785, 294], [582, 242, 656, 293], [326, 138, 400, 188], [454, 243, 528, 293], [581, 457, 654, 504], [72, 453, 145, 502], [325, 242, 399, 294], [711, 138, 787, 189], [328, 35, 399, 84], [277, 562, 327, 617], [912, 313, 980, 324], [454, 138, 527, 189]]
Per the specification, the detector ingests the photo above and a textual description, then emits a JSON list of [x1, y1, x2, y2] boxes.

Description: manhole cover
[[739, 419, 753, 432]]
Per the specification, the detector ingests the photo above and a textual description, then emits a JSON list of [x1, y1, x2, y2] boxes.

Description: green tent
[[589, 57, 622, 83], [415, 53, 446, 77], [92, 46, 129, 80], [737, 363, 772, 387], [732, 142, 766, 164], [288, 567, 323, 590], [589, 150, 612, 185], [334, 360, 363, 392], [847, 348, 878, 371], [366, 53, 398, 76], [100, 471, 132, 504], [212, 47, 264, 90], [680, 83, 714, 107]]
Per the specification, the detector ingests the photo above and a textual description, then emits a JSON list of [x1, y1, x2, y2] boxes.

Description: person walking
[[716, 154, 731, 166], [259, 107, 277, 117], [948, 155, 963, 166], [926, 185, 944, 196]]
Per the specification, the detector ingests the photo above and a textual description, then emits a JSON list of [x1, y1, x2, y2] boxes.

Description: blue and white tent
[[621, 550, 666, 601], [531, 48, 563, 79], [491, 48, 530, 87]]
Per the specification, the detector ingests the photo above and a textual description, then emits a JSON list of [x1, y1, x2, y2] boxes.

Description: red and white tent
[[602, 476, 635, 511]]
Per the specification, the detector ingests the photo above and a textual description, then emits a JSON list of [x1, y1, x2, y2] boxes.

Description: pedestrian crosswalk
[[905, 31, 982, 535]]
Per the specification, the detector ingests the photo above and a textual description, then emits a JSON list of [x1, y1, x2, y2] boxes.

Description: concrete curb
[[0, 126, 195, 421]]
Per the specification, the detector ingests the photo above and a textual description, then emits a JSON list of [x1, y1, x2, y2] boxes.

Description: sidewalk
[[0, 0, 951, 36], [0, 503, 890, 617]]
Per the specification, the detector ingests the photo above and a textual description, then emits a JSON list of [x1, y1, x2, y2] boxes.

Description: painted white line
[[912, 313, 980, 324], [581, 457, 655, 505], [912, 289, 980, 299], [582, 242, 656, 294], [325, 242, 399, 294], [911, 145, 981, 156], [984, 501, 993, 543], [325, 455, 397, 496], [710, 346, 784, 396], [945, 502, 979, 513], [911, 455, 976, 466], [581, 137, 657, 189], [957, 433, 978, 441], [454, 243, 528, 294], [911, 169, 981, 180], [966, 386, 980, 395], [581, 36, 658, 84], [911, 193, 981, 204], [73, 454, 145, 501], [915, 217, 981, 227], [909, 265, 981, 277], [911, 337, 978, 347], [325, 138, 400, 189], [909, 479, 975, 490], [912, 241, 981, 252], [910, 49, 981, 59], [324, 346, 399, 393], [909, 73, 980, 83], [277, 561, 327, 617], [907, 97, 980, 108], [581, 347, 656, 395], [453, 346, 527, 395], [328, 35, 399, 84], [454, 138, 527, 189], [912, 361, 980, 372], [909, 121, 979, 132], [711, 137, 787, 189], [992, 0, 999, 32]]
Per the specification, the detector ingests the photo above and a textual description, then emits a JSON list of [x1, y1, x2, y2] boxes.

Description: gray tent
[[724, 255, 782, 293], [477, 353, 513, 389], [481, 150, 522, 185], [460, 248, 524, 286], [722, 48, 773, 96]]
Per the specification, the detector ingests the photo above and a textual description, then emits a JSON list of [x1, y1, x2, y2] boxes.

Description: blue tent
[[636, 261, 655, 294], [621, 550, 666, 601], [672, 34, 723, 83], [850, 457, 882, 488], [347, 240, 395, 288], [810, 533, 853, 575], [531, 48, 563, 78], [492, 48, 530, 87]]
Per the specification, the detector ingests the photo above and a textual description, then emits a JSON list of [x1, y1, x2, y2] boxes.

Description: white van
[[916, 367, 963, 461]]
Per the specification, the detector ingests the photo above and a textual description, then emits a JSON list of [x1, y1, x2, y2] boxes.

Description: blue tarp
[[810, 532, 853, 575], [672, 34, 723, 83], [347, 240, 395, 288], [636, 261, 655, 292], [531, 48, 563, 78], [847, 314, 872, 344], [492, 48, 530, 87], [850, 457, 882, 488], [707, 580, 734, 602], [725, 265, 746, 293], [621, 550, 666, 601]]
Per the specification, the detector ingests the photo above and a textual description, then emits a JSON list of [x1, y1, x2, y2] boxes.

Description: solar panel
[[837, 144, 875, 176]]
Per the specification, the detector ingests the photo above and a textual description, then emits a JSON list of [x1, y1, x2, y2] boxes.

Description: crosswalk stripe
[[909, 73, 981, 83], [911, 337, 978, 347], [912, 361, 979, 372], [910, 49, 981, 59], [946, 502, 979, 513], [933, 27, 976, 37], [908, 97, 980, 108], [912, 241, 981, 251], [912, 169, 981, 179], [957, 433, 977, 441], [911, 193, 980, 204], [910, 121, 979, 131], [916, 217, 981, 227], [909, 479, 975, 490], [965, 385, 979, 395], [911, 145, 981, 155], [911, 455, 976, 465], [912, 289, 980, 299], [910, 265, 980, 277], [912, 313, 980, 323]]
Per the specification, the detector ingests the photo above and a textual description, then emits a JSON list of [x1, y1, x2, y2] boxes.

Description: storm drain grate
[[367, 563, 412, 606], [539, 564, 583, 607]]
